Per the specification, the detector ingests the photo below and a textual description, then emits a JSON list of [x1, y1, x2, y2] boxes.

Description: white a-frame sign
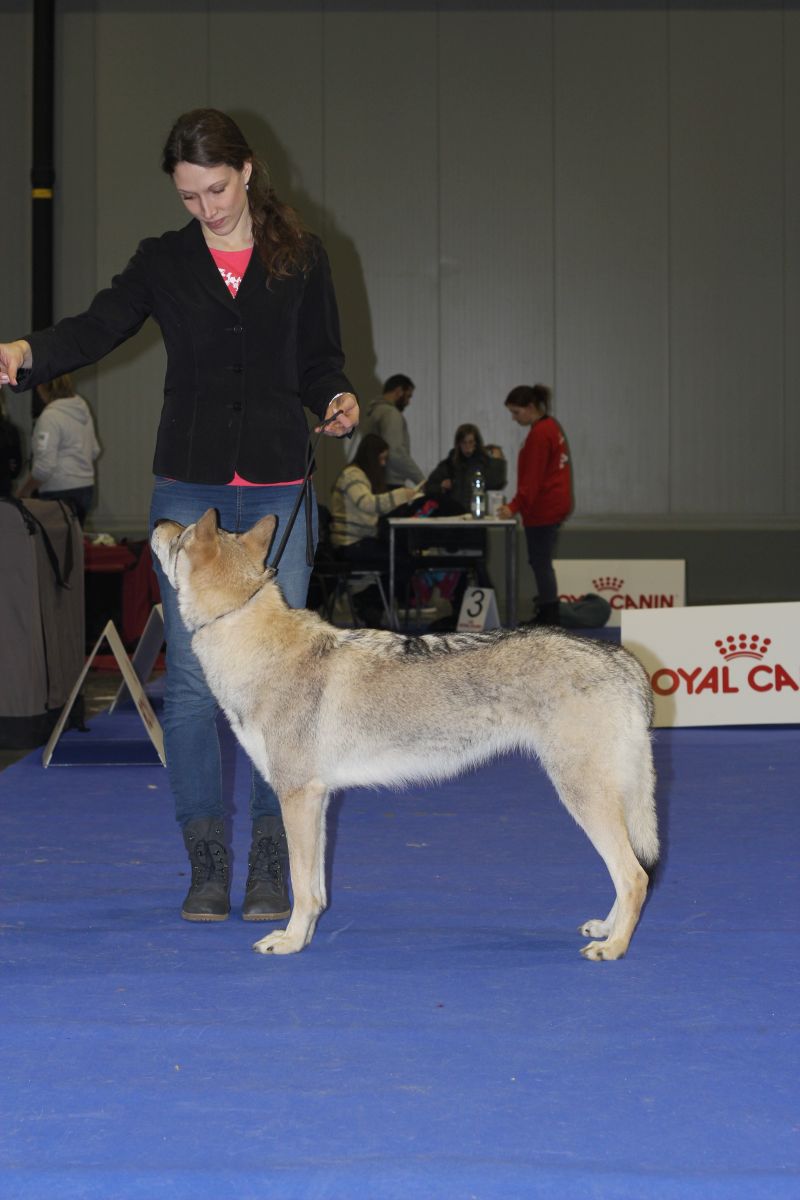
[[42, 618, 166, 768]]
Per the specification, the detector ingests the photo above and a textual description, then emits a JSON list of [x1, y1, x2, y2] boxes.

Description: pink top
[[207, 245, 303, 488]]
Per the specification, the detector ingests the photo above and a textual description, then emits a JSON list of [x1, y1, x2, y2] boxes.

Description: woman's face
[[378, 449, 389, 467], [506, 404, 539, 427], [458, 432, 477, 457], [172, 160, 252, 242]]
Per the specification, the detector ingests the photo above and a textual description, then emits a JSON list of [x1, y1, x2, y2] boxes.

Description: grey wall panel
[[439, 8, 554, 477], [0, 2, 32, 443], [90, 7, 209, 531], [785, 8, 800, 516], [554, 8, 669, 516], [322, 9, 440, 496], [9, 2, 800, 544], [669, 9, 784, 515]]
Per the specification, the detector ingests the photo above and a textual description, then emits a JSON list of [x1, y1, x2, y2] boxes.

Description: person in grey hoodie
[[358, 373, 425, 487], [17, 373, 100, 525]]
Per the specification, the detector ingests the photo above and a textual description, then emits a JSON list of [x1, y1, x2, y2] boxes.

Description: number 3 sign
[[456, 586, 501, 632]]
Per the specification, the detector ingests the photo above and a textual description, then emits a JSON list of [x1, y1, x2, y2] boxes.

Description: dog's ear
[[194, 509, 219, 542], [185, 508, 221, 567], [239, 514, 277, 569]]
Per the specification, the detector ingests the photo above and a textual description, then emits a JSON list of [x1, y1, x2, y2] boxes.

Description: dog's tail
[[623, 732, 659, 869]]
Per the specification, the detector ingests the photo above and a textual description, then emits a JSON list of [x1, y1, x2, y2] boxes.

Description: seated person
[[424, 423, 506, 512], [422, 424, 507, 629], [329, 434, 419, 624]]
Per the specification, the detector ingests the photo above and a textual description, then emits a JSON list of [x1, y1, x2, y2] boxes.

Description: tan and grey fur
[[152, 509, 658, 961]]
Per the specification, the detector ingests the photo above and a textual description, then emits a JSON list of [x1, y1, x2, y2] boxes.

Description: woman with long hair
[[0, 108, 358, 925], [329, 433, 417, 558], [424, 421, 506, 512]]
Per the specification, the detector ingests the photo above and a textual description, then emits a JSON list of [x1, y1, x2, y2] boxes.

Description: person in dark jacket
[[0, 108, 359, 926], [497, 384, 573, 626], [0, 389, 22, 497], [424, 422, 506, 512]]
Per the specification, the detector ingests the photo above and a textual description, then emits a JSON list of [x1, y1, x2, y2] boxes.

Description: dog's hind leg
[[253, 780, 329, 957], [574, 804, 648, 960], [542, 749, 649, 961]]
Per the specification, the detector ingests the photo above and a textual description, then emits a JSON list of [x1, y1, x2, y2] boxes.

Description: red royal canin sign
[[621, 603, 800, 727]]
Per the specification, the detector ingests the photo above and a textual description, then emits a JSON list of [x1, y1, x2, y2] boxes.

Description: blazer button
[[232, 325, 243, 334]]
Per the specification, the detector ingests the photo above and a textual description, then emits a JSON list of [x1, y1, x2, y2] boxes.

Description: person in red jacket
[[497, 384, 572, 626]]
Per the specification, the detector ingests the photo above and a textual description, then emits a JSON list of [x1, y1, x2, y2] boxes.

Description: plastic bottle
[[470, 467, 486, 518]]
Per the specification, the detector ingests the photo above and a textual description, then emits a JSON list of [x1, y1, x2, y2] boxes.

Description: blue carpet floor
[[1, 691, 797, 1199]]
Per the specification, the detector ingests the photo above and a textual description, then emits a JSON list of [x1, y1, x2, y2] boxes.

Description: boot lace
[[248, 835, 284, 886], [189, 837, 229, 887]]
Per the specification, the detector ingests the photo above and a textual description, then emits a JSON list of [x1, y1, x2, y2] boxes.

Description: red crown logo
[[593, 576, 624, 593], [714, 633, 772, 661]]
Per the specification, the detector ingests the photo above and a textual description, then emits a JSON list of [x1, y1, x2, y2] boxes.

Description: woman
[[16, 373, 100, 525], [0, 109, 358, 924], [497, 384, 572, 626], [329, 433, 417, 624], [424, 422, 506, 513]]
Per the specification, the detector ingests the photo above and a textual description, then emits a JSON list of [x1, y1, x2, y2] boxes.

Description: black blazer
[[16, 220, 354, 484]]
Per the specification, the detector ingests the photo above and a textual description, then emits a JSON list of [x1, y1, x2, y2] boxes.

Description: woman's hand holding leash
[[316, 392, 359, 437], [0, 340, 33, 386]]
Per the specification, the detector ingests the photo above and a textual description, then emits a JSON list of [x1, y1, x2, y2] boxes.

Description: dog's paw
[[252, 930, 303, 956], [578, 918, 611, 939], [580, 938, 627, 961]]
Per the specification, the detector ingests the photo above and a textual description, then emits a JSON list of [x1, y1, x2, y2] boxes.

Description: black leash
[[270, 411, 342, 574]]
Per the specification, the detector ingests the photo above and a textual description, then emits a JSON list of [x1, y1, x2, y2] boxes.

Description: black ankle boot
[[242, 816, 291, 921], [181, 818, 231, 922]]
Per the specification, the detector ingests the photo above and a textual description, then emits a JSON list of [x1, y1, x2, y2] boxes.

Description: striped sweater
[[329, 464, 408, 548]]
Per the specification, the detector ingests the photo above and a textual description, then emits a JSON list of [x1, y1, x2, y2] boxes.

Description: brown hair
[[161, 108, 312, 280], [38, 374, 76, 402], [504, 384, 551, 414], [354, 433, 391, 494], [453, 422, 485, 463]]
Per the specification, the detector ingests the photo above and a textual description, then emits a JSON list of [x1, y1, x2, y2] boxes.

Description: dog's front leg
[[253, 781, 329, 957]]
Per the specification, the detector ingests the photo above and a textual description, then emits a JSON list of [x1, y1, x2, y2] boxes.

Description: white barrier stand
[[110, 604, 164, 713], [457, 586, 501, 632], [42, 619, 166, 767], [555, 559, 685, 628], [622, 602, 800, 728]]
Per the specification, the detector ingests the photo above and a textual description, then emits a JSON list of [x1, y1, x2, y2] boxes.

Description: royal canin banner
[[621, 602, 800, 727], [555, 560, 685, 628]]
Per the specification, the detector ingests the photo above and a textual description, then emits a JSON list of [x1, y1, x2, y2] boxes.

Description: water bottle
[[470, 467, 486, 519]]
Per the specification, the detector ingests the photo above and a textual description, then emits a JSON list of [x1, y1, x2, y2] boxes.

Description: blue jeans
[[148, 478, 317, 828]]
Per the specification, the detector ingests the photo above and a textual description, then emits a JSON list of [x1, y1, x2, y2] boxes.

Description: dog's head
[[151, 508, 278, 630]]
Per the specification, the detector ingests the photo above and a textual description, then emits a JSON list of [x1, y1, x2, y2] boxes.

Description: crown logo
[[593, 576, 624, 593], [714, 633, 772, 661]]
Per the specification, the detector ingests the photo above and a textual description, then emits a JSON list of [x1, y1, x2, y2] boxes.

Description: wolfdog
[[151, 509, 658, 961]]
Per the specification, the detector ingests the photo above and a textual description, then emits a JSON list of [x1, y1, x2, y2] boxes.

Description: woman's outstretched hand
[[0, 341, 32, 386]]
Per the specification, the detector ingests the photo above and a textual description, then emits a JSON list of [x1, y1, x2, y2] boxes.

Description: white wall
[[1, 0, 798, 538]]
